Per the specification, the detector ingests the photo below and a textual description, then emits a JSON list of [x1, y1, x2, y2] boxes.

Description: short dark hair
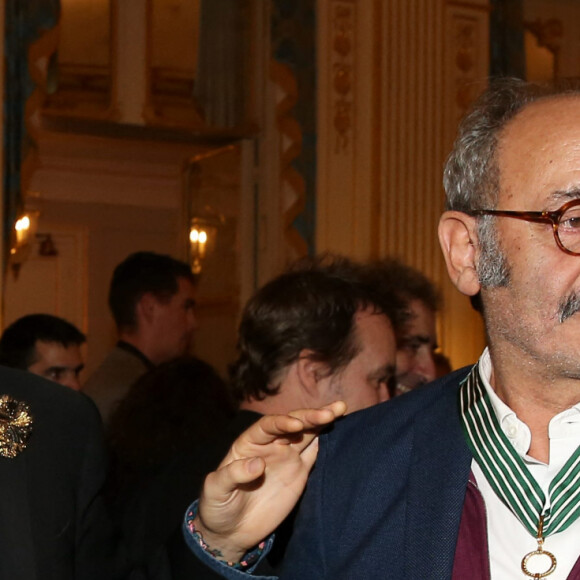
[[229, 254, 406, 402], [364, 258, 440, 313], [108, 252, 194, 330], [0, 314, 86, 370]]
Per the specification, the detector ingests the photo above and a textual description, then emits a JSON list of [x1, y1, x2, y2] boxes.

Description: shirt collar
[[477, 347, 580, 456]]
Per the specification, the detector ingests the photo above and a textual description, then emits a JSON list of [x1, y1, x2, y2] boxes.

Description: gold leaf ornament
[[0, 395, 33, 458]]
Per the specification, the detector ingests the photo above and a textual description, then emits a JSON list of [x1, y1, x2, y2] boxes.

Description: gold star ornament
[[0, 395, 33, 458]]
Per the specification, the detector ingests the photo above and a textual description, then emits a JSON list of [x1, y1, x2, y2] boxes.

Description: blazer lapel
[[0, 454, 37, 580], [403, 383, 473, 580]]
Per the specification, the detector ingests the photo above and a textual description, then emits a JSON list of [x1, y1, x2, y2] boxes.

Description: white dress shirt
[[473, 348, 580, 579]]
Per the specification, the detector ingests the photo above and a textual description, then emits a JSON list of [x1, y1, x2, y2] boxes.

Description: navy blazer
[[280, 367, 473, 579]]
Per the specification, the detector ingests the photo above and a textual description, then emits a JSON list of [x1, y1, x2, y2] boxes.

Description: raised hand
[[193, 401, 347, 563]]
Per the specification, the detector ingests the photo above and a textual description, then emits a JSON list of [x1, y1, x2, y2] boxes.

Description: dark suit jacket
[[0, 366, 120, 580], [280, 367, 472, 579]]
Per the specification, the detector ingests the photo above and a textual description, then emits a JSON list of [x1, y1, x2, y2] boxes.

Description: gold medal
[[521, 517, 557, 579], [460, 369, 580, 578]]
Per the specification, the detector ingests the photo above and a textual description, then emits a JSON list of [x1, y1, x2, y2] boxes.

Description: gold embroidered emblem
[[0, 395, 33, 458]]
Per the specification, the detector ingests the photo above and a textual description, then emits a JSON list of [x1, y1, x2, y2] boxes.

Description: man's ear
[[438, 211, 481, 297], [135, 292, 158, 325], [296, 350, 330, 399]]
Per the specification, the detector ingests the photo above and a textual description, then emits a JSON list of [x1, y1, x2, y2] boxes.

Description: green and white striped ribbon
[[459, 365, 580, 538]]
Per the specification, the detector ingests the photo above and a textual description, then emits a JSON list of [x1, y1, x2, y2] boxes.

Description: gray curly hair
[[443, 77, 580, 291]]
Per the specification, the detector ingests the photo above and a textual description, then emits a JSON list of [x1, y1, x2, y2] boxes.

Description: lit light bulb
[[14, 215, 31, 245], [15, 216, 30, 232]]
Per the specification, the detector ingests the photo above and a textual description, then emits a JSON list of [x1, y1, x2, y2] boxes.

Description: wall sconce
[[10, 211, 39, 277], [15, 215, 31, 245], [189, 215, 222, 275], [183, 144, 236, 276]]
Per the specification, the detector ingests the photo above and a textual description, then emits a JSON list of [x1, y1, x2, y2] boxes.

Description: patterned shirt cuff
[[182, 500, 276, 579]]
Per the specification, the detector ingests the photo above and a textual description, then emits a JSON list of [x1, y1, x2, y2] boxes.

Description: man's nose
[[61, 375, 82, 391], [188, 310, 199, 331], [378, 383, 391, 403], [416, 351, 437, 383]]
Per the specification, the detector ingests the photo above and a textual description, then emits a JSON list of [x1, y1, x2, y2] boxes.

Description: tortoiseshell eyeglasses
[[469, 198, 580, 256]]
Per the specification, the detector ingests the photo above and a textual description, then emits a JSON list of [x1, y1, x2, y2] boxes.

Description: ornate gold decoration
[[452, 17, 480, 117], [0, 396, 33, 459], [332, 1, 355, 152]]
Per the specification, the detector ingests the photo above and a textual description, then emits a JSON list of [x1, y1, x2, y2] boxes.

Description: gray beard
[[476, 217, 510, 288], [558, 293, 580, 323]]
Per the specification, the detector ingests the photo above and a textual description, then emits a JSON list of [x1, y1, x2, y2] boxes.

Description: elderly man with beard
[[182, 78, 580, 580]]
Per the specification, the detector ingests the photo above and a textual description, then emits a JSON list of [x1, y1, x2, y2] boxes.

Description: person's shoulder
[[84, 346, 146, 390], [324, 366, 471, 445], [0, 365, 103, 443], [309, 366, 472, 491]]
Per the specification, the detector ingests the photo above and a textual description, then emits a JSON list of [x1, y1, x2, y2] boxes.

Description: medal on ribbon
[[459, 366, 580, 579]]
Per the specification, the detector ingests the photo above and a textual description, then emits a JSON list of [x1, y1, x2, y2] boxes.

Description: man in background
[[139, 254, 406, 578], [365, 258, 441, 394], [83, 251, 197, 425], [0, 313, 86, 390], [231, 255, 404, 417]]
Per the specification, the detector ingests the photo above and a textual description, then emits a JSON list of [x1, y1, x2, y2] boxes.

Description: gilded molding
[[331, 0, 355, 152], [270, 59, 308, 259], [451, 15, 481, 116]]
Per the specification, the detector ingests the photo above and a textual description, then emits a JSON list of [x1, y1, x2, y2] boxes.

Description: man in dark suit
[[0, 365, 119, 580], [362, 258, 441, 395], [184, 79, 580, 578]]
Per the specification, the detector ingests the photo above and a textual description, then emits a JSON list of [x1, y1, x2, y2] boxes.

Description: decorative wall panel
[[317, 0, 376, 260], [271, 0, 318, 260], [317, 0, 491, 369]]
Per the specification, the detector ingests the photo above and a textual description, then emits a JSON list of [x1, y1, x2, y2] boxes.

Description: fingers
[[288, 400, 347, 424], [204, 435, 322, 507], [216, 401, 347, 472], [204, 456, 267, 500], [230, 401, 347, 450], [298, 434, 320, 472], [325, 399, 348, 416], [258, 400, 347, 440]]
